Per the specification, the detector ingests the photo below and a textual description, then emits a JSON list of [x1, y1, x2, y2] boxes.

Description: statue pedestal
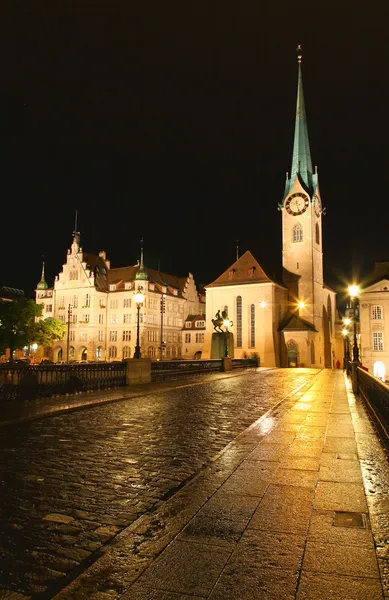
[[211, 332, 233, 359]]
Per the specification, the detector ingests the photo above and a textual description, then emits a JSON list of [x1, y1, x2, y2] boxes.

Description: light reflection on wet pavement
[[0, 369, 319, 597]]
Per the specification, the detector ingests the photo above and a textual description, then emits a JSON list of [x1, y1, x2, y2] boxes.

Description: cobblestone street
[[0, 368, 318, 598]]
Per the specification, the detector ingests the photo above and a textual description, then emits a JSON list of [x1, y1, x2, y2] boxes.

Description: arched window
[[96, 346, 103, 360], [108, 346, 117, 359], [69, 346, 75, 359], [316, 223, 320, 245], [293, 223, 303, 243], [250, 304, 255, 348], [122, 346, 131, 359], [236, 296, 242, 347]]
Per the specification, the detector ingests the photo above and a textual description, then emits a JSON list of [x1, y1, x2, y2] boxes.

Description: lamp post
[[348, 285, 360, 363], [223, 317, 232, 357], [133, 285, 145, 359], [66, 304, 73, 362], [160, 294, 165, 361], [342, 327, 350, 370]]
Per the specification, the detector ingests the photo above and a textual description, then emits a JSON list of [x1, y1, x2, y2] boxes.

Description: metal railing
[[355, 366, 389, 453], [150, 357, 258, 382], [0, 362, 126, 402], [0, 356, 259, 401]]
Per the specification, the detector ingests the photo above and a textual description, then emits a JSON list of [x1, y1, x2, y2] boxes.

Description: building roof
[[283, 46, 318, 200], [0, 286, 25, 300], [205, 250, 276, 288], [278, 312, 317, 332], [362, 261, 389, 289], [183, 314, 206, 330]]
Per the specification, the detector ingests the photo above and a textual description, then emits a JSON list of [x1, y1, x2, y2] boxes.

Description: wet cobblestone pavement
[[0, 368, 318, 598]]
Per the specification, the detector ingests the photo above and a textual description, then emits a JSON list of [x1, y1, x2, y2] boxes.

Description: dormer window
[[149, 283, 155, 291], [173, 289, 178, 296], [195, 320, 205, 328], [109, 284, 116, 291], [125, 282, 132, 290], [185, 322, 192, 328], [162, 286, 167, 293]]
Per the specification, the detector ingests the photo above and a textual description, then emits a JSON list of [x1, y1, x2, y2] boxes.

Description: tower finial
[[135, 237, 148, 281], [72, 209, 80, 247], [37, 259, 48, 290], [236, 239, 239, 261], [296, 44, 303, 63]]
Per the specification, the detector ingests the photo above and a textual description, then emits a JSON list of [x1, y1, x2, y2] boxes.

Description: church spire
[[37, 261, 48, 290], [290, 45, 313, 193], [135, 237, 148, 281]]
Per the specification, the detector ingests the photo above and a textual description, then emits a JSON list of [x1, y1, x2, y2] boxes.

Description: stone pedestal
[[211, 332, 233, 359], [125, 358, 151, 385]]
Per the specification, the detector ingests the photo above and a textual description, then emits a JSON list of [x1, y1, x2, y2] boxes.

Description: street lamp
[[133, 285, 145, 359], [348, 285, 360, 362], [66, 304, 73, 362], [223, 317, 232, 357]]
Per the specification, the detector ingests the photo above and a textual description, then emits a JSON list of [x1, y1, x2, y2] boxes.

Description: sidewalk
[[52, 369, 389, 600]]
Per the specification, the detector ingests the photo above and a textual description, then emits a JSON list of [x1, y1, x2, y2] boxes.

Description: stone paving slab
[[48, 370, 389, 600]]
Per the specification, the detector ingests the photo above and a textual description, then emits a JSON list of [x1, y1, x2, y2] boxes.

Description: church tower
[[281, 45, 324, 332]]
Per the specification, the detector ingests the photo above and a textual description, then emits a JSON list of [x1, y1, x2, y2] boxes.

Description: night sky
[[1, 3, 388, 308]]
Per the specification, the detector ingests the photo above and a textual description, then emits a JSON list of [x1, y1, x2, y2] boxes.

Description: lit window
[[195, 321, 205, 328], [185, 322, 192, 328], [372, 306, 383, 320], [373, 332, 384, 351], [236, 296, 242, 347], [293, 223, 303, 243]]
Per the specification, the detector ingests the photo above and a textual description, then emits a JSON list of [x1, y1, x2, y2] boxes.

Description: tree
[[0, 299, 66, 359], [34, 317, 66, 347]]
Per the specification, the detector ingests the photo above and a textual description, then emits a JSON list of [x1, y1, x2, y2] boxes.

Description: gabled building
[[35, 233, 204, 362], [182, 314, 206, 359], [203, 47, 337, 368], [358, 261, 389, 381]]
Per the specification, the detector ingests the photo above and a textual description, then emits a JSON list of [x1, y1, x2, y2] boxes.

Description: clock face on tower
[[314, 193, 321, 217], [285, 192, 310, 216]]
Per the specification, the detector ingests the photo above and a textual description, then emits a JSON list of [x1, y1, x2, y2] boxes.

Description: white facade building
[[35, 234, 204, 362], [358, 261, 389, 382], [203, 47, 337, 367]]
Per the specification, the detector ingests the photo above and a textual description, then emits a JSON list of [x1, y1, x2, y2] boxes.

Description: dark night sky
[[1, 2, 388, 308]]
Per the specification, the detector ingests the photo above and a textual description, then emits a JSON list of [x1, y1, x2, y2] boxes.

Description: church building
[[203, 47, 337, 368]]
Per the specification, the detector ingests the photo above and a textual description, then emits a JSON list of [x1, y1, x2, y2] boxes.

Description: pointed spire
[[135, 237, 148, 281], [236, 240, 239, 261], [72, 209, 80, 246], [290, 45, 313, 192], [37, 261, 48, 290]]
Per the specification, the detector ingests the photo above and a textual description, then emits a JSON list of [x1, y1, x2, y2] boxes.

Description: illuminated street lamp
[[297, 300, 305, 310], [133, 285, 145, 359], [348, 285, 360, 362]]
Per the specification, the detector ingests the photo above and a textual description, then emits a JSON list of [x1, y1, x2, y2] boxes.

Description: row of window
[[68, 330, 183, 343], [184, 333, 205, 343], [184, 321, 205, 328]]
